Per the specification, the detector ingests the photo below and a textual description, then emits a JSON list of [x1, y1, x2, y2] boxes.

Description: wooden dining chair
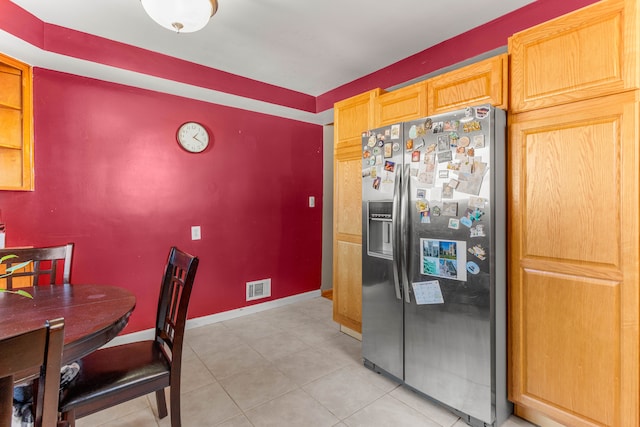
[[59, 247, 199, 427], [0, 318, 65, 427], [0, 243, 74, 289]]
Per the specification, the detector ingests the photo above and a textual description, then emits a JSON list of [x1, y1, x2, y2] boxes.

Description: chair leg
[[155, 389, 168, 419], [60, 409, 76, 427], [170, 384, 181, 427]]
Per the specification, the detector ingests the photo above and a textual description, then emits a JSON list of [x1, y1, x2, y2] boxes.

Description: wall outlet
[[246, 278, 271, 301], [191, 226, 201, 240], [308, 196, 315, 207]]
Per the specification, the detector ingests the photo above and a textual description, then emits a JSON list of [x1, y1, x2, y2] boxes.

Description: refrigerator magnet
[[424, 118, 433, 130], [384, 143, 393, 158], [420, 210, 431, 224], [460, 106, 474, 122], [437, 135, 450, 151], [392, 142, 401, 152], [368, 136, 376, 147], [438, 170, 449, 179], [468, 244, 487, 260], [442, 202, 458, 216], [437, 151, 453, 163], [432, 122, 444, 133], [448, 218, 460, 229], [470, 224, 486, 237], [390, 124, 400, 139], [476, 106, 490, 119], [416, 188, 427, 199], [442, 184, 454, 199], [408, 125, 418, 139], [363, 150, 371, 159], [372, 177, 381, 190], [412, 151, 421, 162], [412, 281, 444, 305], [460, 216, 473, 228], [468, 197, 487, 209], [431, 205, 441, 216], [466, 261, 480, 275], [383, 160, 395, 172], [463, 121, 482, 133], [473, 134, 485, 148]]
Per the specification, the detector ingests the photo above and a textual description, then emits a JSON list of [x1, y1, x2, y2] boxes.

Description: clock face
[[177, 122, 209, 153]]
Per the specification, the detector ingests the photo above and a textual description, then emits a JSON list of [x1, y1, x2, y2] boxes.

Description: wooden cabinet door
[[332, 90, 379, 332], [509, 0, 639, 113], [427, 54, 508, 115], [508, 91, 639, 427], [334, 89, 380, 148], [333, 144, 364, 332], [373, 81, 427, 126], [0, 53, 33, 191]]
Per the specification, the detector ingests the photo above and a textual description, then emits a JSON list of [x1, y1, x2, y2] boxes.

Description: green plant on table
[[0, 254, 33, 298]]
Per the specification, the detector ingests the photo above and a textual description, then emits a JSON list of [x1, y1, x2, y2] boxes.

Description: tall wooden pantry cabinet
[[508, 0, 640, 426]]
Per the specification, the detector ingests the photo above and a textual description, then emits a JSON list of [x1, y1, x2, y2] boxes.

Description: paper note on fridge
[[412, 280, 444, 305]]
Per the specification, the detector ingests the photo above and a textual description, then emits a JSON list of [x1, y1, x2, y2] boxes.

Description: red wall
[[0, 69, 323, 333]]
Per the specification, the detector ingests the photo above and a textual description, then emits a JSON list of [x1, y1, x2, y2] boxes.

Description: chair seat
[[59, 340, 170, 413]]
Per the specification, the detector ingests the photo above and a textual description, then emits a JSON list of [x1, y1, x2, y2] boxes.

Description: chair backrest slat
[[154, 247, 198, 367], [0, 318, 65, 427], [0, 243, 73, 289]]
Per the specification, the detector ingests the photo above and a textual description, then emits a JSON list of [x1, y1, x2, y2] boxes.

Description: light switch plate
[[191, 226, 201, 240], [308, 196, 315, 207]]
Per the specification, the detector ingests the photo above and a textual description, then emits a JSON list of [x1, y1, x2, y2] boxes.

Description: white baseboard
[[105, 289, 322, 347]]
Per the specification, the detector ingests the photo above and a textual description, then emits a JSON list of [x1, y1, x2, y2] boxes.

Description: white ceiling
[[10, 0, 536, 97]]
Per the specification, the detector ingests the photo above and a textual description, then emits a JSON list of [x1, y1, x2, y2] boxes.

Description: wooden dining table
[[0, 284, 136, 365]]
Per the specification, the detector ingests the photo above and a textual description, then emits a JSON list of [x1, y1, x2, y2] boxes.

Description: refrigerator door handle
[[401, 163, 411, 304], [391, 167, 402, 301]]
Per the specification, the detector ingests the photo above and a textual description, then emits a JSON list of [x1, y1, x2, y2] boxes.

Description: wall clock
[[177, 122, 209, 153]]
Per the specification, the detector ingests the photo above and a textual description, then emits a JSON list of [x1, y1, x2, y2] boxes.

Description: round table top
[[0, 284, 136, 364]]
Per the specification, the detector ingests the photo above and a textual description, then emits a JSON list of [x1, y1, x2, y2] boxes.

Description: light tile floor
[[75, 296, 537, 427]]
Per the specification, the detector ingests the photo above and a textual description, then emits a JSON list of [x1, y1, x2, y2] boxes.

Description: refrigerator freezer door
[[361, 124, 404, 381], [402, 106, 505, 424]]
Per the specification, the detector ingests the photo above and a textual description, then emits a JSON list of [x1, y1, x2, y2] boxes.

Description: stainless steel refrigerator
[[361, 105, 511, 427]]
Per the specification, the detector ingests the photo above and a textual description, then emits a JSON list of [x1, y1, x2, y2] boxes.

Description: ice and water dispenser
[[367, 201, 393, 259]]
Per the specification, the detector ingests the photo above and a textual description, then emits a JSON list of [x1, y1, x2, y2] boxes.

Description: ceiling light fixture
[[141, 0, 219, 33]]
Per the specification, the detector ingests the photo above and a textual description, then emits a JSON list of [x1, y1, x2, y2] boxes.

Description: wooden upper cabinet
[[0, 53, 33, 191], [509, 0, 639, 113], [373, 81, 427, 126], [427, 54, 508, 115], [334, 89, 381, 149]]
